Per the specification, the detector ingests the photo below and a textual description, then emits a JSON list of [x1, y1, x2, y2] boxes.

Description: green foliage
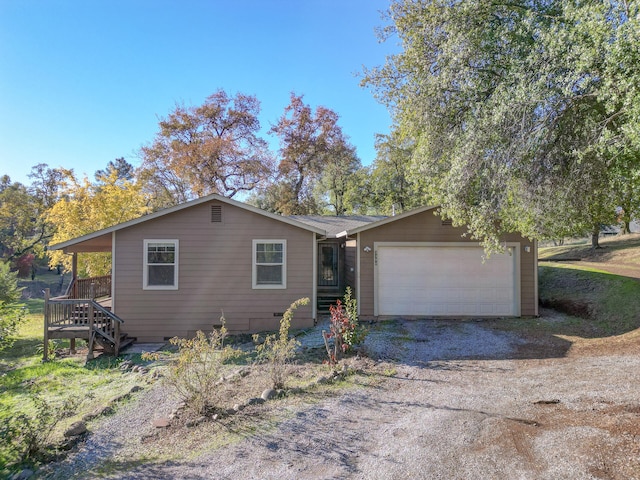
[[253, 297, 309, 389], [166, 323, 243, 415], [0, 394, 80, 467], [364, 0, 640, 251], [0, 262, 25, 351]]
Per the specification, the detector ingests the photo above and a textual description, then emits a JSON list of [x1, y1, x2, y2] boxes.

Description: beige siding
[[113, 201, 315, 341], [344, 239, 357, 290], [358, 210, 537, 318]]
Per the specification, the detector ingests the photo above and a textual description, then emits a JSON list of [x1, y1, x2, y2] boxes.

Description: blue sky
[[0, 0, 397, 186]]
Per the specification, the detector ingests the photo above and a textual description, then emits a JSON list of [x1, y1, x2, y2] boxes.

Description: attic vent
[[441, 218, 453, 226], [211, 205, 222, 223]]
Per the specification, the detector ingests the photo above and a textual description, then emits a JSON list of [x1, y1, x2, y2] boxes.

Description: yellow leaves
[[47, 170, 150, 276]]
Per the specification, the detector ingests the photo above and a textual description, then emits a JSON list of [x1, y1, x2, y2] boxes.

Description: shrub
[[0, 261, 25, 351], [323, 287, 366, 365], [165, 322, 243, 415], [253, 297, 309, 390], [0, 394, 80, 467]]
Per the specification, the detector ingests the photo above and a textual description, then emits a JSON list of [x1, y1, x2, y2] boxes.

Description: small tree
[[253, 297, 309, 389], [323, 287, 366, 365], [0, 261, 25, 351], [166, 322, 242, 415]]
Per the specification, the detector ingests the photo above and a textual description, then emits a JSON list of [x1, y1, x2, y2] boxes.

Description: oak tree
[[364, 0, 640, 249], [268, 93, 361, 215], [139, 90, 274, 206]]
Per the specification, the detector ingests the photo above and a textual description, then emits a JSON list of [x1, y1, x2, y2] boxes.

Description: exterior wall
[[358, 209, 537, 318], [344, 239, 357, 291], [113, 200, 315, 341]]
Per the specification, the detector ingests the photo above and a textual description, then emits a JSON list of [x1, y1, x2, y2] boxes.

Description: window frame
[[143, 239, 179, 290], [252, 239, 287, 289]]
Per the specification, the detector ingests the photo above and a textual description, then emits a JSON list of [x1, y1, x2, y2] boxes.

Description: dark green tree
[[364, 0, 640, 249]]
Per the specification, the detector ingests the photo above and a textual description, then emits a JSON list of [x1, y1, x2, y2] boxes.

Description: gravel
[[41, 314, 640, 480]]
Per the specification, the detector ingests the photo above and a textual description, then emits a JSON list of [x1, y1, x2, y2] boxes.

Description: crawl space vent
[[211, 205, 222, 223]]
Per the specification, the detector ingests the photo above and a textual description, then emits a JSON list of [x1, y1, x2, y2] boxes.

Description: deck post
[[87, 283, 95, 361], [71, 253, 78, 297], [43, 288, 50, 362]]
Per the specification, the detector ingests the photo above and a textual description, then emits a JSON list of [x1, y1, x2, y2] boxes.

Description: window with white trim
[[253, 240, 286, 289], [143, 240, 178, 290]]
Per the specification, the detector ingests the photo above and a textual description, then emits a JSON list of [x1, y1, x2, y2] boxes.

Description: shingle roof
[[289, 215, 387, 237]]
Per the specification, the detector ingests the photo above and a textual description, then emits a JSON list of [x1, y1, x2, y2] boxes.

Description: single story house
[[47, 194, 538, 345]]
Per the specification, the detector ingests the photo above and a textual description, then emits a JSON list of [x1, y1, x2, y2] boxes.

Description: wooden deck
[[43, 280, 134, 361]]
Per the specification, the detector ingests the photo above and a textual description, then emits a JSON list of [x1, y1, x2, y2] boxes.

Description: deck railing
[[68, 275, 111, 299], [44, 285, 123, 361]]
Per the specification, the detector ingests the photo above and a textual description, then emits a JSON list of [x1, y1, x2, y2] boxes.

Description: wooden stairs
[[44, 288, 135, 361]]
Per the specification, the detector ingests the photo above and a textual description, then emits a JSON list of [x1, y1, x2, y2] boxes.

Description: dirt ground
[[41, 311, 640, 480]]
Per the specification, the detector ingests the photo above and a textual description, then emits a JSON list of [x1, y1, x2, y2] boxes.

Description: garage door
[[376, 245, 517, 316]]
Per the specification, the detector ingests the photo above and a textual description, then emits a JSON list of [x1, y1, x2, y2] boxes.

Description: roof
[[289, 215, 386, 237], [345, 205, 439, 235], [49, 193, 327, 253]]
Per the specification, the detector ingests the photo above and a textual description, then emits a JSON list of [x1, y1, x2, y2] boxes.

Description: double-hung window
[[144, 240, 178, 290], [253, 240, 286, 289]]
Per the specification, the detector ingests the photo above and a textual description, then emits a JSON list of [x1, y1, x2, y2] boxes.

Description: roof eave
[[48, 193, 326, 251], [345, 205, 439, 235]]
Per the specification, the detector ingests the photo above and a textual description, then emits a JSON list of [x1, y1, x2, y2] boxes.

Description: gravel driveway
[[42, 312, 640, 480]]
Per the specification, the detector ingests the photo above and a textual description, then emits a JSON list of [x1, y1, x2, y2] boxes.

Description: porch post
[[72, 253, 78, 297], [43, 288, 50, 362], [87, 283, 95, 361]]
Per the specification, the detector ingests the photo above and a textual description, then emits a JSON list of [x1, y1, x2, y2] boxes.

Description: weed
[[254, 298, 309, 389]]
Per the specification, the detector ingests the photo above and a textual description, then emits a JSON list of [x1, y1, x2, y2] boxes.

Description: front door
[[318, 243, 339, 287]]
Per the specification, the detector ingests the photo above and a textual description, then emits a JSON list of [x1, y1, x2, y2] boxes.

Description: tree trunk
[[591, 228, 601, 249]]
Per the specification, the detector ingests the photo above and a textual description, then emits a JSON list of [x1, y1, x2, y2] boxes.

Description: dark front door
[[318, 243, 339, 287]]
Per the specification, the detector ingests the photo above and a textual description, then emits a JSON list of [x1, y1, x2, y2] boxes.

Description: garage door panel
[[377, 246, 516, 316]]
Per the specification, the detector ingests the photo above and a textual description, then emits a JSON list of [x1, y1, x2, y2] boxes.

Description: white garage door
[[376, 245, 517, 316]]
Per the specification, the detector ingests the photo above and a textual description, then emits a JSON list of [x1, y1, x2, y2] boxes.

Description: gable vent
[[211, 205, 222, 223], [441, 218, 453, 226]]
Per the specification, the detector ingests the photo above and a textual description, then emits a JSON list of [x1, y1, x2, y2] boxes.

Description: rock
[[64, 421, 87, 437], [316, 375, 329, 384], [152, 417, 171, 428], [82, 405, 114, 422], [138, 367, 148, 374], [233, 403, 244, 412], [11, 469, 34, 480], [131, 365, 140, 372], [276, 389, 285, 398], [261, 388, 277, 401], [129, 385, 143, 394], [119, 360, 133, 371], [186, 416, 206, 427], [239, 368, 249, 377], [247, 397, 265, 406]]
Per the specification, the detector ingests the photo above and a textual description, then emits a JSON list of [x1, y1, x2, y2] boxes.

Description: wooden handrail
[[64, 275, 112, 299], [44, 289, 125, 360]]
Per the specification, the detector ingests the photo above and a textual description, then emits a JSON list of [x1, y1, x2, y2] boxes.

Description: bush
[[254, 298, 309, 390], [165, 322, 243, 415], [0, 394, 80, 467], [323, 287, 366, 365], [0, 261, 25, 351]]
